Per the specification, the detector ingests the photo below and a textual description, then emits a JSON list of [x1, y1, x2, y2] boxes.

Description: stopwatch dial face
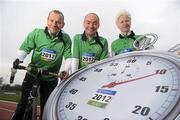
[[107, 57, 140, 81], [57, 55, 180, 120]]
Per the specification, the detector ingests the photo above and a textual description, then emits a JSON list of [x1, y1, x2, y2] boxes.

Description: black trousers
[[11, 72, 58, 120]]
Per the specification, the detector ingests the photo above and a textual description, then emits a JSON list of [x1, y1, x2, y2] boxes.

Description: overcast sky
[[0, 0, 180, 84]]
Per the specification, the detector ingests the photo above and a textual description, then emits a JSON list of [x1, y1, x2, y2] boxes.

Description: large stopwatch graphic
[[43, 51, 180, 120]]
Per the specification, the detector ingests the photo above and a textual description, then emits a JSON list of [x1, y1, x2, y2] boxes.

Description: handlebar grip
[[18, 65, 26, 70], [10, 76, 15, 84], [10, 68, 17, 84]]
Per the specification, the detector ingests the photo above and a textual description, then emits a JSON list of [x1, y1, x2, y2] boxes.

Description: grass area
[[0, 90, 40, 105], [0, 90, 21, 102]]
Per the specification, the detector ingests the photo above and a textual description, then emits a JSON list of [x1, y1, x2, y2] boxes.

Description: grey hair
[[84, 13, 100, 23], [115, 9, 131, 26]]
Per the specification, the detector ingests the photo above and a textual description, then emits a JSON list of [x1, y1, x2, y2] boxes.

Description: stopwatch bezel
[[43, 50, 180, 120]]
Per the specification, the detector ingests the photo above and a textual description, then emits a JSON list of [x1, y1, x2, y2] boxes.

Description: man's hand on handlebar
[[13, 59, 20, 69], [10, 59, 22, 84], [59, 71, 69, 80]]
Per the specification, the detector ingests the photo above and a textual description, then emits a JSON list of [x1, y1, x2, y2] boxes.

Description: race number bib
[[87, 89, 117, 108], [119, 48, 133, 54], [82, 52, 96, 64], [41, 48, 56, 61]]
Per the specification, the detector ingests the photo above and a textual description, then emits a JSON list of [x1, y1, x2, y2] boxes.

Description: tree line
[[0, 77, 21, 91]]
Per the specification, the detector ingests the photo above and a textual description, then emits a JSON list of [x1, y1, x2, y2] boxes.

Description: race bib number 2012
[[82, 52, 96, 64], [41, 48, 56, 61]]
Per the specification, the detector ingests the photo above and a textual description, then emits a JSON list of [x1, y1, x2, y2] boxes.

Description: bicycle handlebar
[[19, 65, 62, 77], [10, 65, 61, 84]]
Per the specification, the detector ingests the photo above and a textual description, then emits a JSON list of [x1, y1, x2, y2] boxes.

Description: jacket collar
[[119, 31, 136, 40], [44, 27, 63, 40]]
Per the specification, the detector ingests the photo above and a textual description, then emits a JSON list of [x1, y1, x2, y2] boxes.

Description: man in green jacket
[[111, 10, 144, 56], [72, 13, 109, 73], [11, 10, 71, 120]]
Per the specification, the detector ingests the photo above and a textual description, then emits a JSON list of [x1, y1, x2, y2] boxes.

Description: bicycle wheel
[[31, 99, 37, 120], [23, 98, 37, 120], [23, 101, 33, 120]]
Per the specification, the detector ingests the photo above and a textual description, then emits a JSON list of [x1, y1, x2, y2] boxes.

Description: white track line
[[0, 100, 16, 113], [0, 107, 14, 113], [0, 100, 17, 104]]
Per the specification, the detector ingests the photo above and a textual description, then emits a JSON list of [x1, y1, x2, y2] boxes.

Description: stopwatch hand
[[102, 72, 158, 88], [102, 81, 119, 88]]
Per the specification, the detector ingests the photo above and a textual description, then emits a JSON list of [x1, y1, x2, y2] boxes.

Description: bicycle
[[10, 60, 62, 120]]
